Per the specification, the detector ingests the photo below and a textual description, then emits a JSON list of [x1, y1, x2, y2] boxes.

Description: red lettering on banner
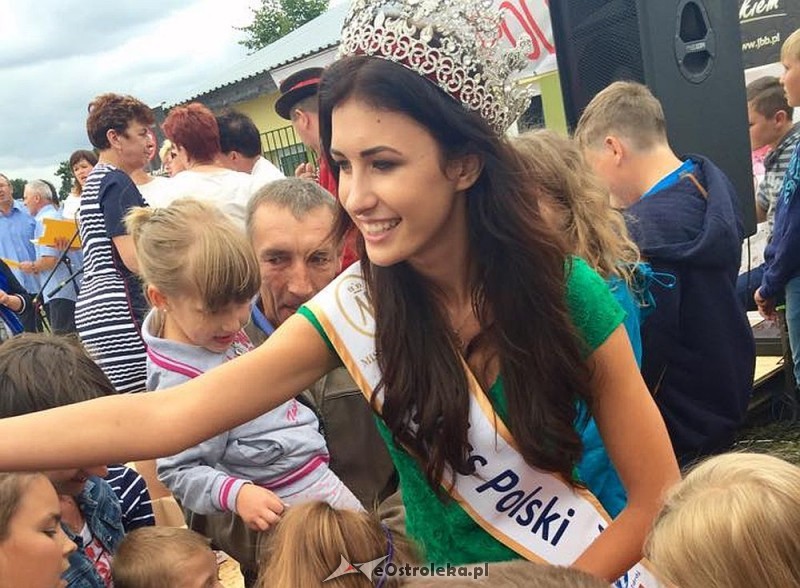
[[499, 0, 555, 61]]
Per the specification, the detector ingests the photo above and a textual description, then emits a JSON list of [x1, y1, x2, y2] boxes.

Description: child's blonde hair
[[158, 139, 174, 164], [645, 452, 800, 588], [258, 501, 419, 587], [512, 130, 639, 285], [405, 561, 606, 587], [782, 28, 800, 62], [574, 81, 668, 152], [125, 199, 259, 312], [112, 526, 214, 588]]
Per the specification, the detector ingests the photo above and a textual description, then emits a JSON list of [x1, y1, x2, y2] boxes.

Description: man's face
[[291, 109, 321, 155], [0, 177, 13, 212], [250, 202, 341, 326], [218, 151, 252, 174], [22, 185, 43, 216], [747, 103, 782, 151]]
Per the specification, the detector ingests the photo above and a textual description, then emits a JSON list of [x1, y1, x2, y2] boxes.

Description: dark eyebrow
[[330, 146, 403, 158], [308, 248, 332, 259], [260, 248, 291, 257]]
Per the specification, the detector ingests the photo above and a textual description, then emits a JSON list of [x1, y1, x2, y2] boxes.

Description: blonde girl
[[127, 199, 361, 576], [512, 130, 639, 280], [510, 132, 673, 440], [511, 130, 646, 362], [258, 500, 418, 587], [512, 129, 654, 518], [646, 452, 800, 588]]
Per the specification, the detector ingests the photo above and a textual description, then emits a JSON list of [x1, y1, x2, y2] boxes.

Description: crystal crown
[[338, 0, 533, 132]]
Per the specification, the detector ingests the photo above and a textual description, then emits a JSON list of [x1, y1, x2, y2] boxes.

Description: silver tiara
[[338, 0, 533, 132]]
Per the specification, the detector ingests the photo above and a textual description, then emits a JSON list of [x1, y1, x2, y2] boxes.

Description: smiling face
[[0, 475, 76, 588], [249, 202, 341, 326], [330, 98, 476, 270]]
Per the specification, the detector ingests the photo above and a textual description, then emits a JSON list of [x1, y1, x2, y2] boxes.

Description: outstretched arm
[[572, 325, 680, 581], [0, 315, 337, 470]]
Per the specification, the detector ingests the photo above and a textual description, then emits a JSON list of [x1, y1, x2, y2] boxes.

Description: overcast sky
[[0, 0, 270, 188]]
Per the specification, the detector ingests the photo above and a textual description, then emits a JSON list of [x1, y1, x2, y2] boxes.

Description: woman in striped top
[[75, 94, 154, 393]]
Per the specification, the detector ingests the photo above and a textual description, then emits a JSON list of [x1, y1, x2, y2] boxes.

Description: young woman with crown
[[0, 0, 678, 583]]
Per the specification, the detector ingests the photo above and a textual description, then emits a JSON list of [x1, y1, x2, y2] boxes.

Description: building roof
[[163, 2, 349, 108]]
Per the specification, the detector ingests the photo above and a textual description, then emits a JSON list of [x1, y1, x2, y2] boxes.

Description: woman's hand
[[0, 314, 337, 470], [0, 289, 23, 312]]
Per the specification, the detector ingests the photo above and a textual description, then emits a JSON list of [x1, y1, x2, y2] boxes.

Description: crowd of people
[[1, 1, 800, 586]]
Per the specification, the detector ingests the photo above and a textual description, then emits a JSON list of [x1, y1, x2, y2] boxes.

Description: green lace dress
[[298, 257, 625, 564]]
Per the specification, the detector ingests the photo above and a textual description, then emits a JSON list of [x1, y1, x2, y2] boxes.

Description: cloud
[[0, 0, 189, 69], [0, 0, 255, 184]]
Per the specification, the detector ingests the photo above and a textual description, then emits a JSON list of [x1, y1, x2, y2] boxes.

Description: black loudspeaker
[[550, 0, 756, 235]]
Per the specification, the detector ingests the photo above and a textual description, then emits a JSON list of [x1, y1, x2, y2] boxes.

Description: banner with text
[[740, 0, 800, 68], [499, 0, 800, 74]]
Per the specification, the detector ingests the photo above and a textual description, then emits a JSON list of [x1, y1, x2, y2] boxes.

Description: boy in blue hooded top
[[576, 81, 755, 466], [756, 29, 800, 389]]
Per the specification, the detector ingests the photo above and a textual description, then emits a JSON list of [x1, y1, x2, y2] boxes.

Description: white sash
[[305, 262, 661, 588]]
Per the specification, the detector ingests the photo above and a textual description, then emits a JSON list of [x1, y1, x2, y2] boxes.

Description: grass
[[735, 420, 800, 465], [733, 374, 800, 465]]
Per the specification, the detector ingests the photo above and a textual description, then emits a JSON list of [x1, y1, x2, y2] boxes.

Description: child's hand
[[235, 484, 285, 531], [755, 288, 778, 321]]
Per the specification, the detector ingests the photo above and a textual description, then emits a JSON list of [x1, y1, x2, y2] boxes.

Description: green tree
[[9, 178, 26, 201], [55, 160, 74, 201], [238, 0, 329, 51]]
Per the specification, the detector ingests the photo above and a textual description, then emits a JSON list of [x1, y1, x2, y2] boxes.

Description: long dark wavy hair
[[318, 56, 592, 491]]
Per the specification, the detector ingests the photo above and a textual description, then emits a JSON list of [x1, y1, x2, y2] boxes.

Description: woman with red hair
[[160, 103, 253, 230]]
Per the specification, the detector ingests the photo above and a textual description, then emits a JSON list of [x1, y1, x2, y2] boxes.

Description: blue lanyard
[[642, 159, 696, 199], [250, 299, 275, 336]]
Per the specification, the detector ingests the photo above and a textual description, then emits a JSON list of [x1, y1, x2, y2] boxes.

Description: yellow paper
[[1, 258, 21, 269], [35, 218, 81, 249]]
